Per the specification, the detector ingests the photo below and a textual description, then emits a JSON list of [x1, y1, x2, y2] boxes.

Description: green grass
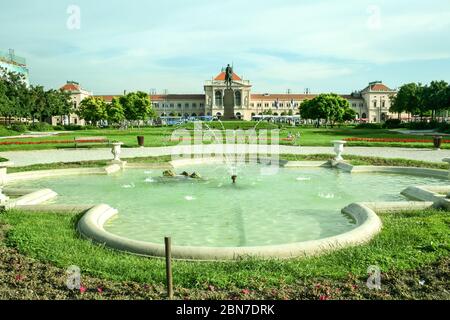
[[6, 156, 172, 173], [0, 124, 445, 151], [0, 209, 448, 289], [279, 154, 450, 170]]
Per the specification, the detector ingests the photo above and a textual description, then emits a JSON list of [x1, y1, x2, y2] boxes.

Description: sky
[[1, 0, 450, 95]]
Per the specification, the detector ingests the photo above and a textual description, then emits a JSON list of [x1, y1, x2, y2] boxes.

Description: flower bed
[[344, 137, 450, 143]]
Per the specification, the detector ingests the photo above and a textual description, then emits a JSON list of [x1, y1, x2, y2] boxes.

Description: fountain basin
[[6, 160, 449, 260]]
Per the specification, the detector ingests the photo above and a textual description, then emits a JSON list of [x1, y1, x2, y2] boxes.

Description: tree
[[299, 94, 353, 127], [78, 96, 107, 124], [107, 97, 125, 126], [423, 80, 448, 120], [120, 91, 155, 126], [0, 67, 29, 123], [390, 83, 425, 120]]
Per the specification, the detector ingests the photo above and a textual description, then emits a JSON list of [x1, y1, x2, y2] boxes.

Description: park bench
[[74, 136, 110, 149]]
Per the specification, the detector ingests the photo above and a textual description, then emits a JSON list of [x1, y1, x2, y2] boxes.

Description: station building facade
[[68, 69, 399, 123], [143, 71, 398, 122]]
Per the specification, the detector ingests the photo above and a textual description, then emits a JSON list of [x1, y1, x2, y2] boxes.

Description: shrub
[[436, 122, 450, 133], [383, 119, 403, 129], [354, 123, 383, 129], [9, 123, 27, 133], [405, 121, 439, 130], [52, 125, 64, 131], [63, 124, 84, 131], [28, 122, 53, 132]]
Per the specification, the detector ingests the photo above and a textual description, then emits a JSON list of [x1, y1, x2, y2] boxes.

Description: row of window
[[155, 101, 375, 109], [250, 102, 300, 108], [153, 102, 205, 109]]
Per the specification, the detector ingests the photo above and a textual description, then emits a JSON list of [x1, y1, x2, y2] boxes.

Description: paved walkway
[[2, 145, 450, 167]]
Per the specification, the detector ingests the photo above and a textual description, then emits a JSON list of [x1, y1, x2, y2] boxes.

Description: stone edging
[[76, 202, 384, 260]]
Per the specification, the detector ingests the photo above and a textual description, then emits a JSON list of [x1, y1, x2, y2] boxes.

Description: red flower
[[241, 289, 251, 295], [79, 286, 87, 294], [15, 274, 24, 281], [97, 287, 103, 294], [344, 137, 447, 144], [319, 295, 330, 300]]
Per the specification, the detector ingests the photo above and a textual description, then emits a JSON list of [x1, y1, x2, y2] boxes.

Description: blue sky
[[1, 0, 450, 94]]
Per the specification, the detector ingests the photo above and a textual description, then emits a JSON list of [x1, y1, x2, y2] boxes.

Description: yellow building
[[93, 69, 399, 123]]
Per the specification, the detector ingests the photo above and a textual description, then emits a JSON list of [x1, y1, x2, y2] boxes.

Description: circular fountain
[[7, 159, 449, 260]]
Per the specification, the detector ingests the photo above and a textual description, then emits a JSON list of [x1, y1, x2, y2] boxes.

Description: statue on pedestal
[[224, 64, 233, 88]]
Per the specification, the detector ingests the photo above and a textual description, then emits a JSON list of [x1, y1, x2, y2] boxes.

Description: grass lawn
[[0, 209, 448, 299], [0, 124, 446, 151]]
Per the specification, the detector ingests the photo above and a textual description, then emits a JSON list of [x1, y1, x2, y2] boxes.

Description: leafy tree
[[390, 83, 428, 120], [120, 91, 155, 126], [78, 96, 107, 124], [0, 67, 29, 123], [299, 94, 353, 127], [107, 97, 125, 126], [423, 80, 448, 119]]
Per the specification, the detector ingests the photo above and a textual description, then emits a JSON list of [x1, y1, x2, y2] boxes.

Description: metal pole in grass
[[165, 237, 173, 299]]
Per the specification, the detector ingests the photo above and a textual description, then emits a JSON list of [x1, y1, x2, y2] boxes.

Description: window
[[185, 103, 189, 108], [373, 101, 377, 108], [154, 103, 159, 108], [192, 103, 197, 108], [235, 91, 242, 106], [178, 103, 182, 108], [257, 103, 262, 107], [279, 103, 284, 107], [170, 103, 174, 108], [200, 103, 204, 108], [352, 103, 356, 107], [250, 103, 254, 107], [215, 91, 223, 106], [265, 103, 269, 107]]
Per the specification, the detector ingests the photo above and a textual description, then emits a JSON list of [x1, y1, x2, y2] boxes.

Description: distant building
[[52, 81, 92, 126], [44, 67, 394, 125], [97, 70, 398, 122], [0, 49, 30, 86]]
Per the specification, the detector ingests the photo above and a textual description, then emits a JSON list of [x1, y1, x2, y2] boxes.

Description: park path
[[1, 145, 450, 167]]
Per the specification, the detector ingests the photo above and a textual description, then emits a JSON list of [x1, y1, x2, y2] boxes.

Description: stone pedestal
[[223, 89, 235, 120], [332, 140, 347, 162]]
